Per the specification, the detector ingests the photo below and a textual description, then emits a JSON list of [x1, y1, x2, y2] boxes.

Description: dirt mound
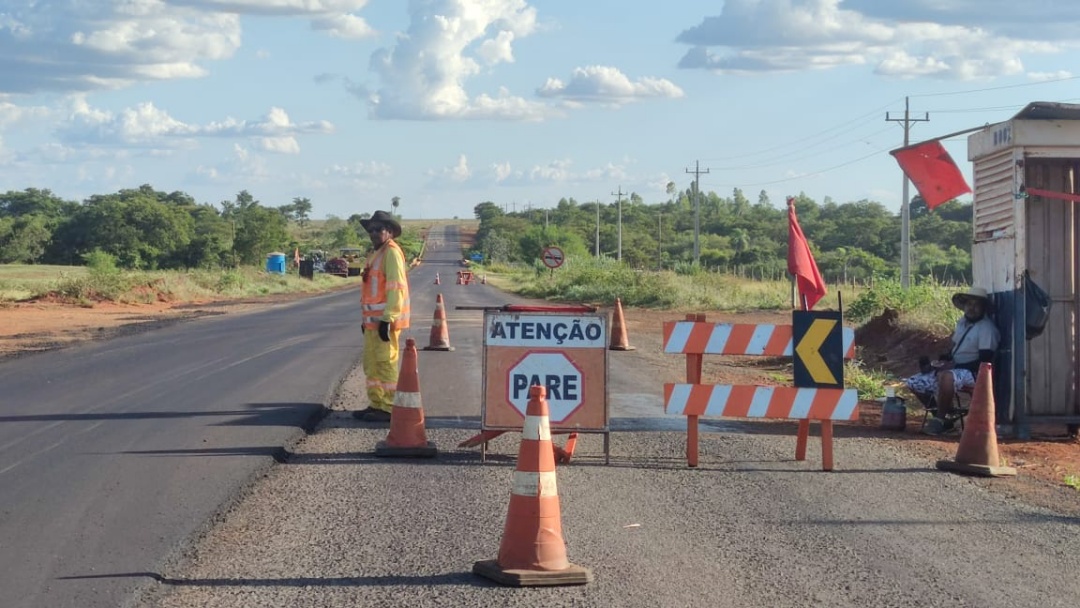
[[855, 308, 951, 377]]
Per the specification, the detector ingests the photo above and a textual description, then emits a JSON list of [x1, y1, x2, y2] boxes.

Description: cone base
[[608, 345, 635, 351], [472, 559, 592, 587], [374, 441, 438, 458], [422, 345, 454, 351], [936, 459, 1017, 478]]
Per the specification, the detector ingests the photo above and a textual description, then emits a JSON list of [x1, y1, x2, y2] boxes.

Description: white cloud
[[0, 0, 375, 95], [676, 0, 1073, 80], [0, 102, 53, 129], [311, 13, 375, 39], [56, 99, 334, 151], [190, 143, 269, 184], [1028, 70, 1074, 81], [259, 136, 300, 154], [489, 158, 629, 186], [366, 0, 551, 120], [537, 66, 684, 103], [326, 161, 392, 178], [427, 154, 472, 185]]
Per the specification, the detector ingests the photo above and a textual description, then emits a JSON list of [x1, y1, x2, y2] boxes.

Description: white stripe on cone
[[394, 392, 423, 409], [522, 415, 551, 441], [512, 471, 558, 497]]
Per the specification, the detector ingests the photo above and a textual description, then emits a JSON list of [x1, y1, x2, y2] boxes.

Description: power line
[[698, 98, 903, 162], [715, 125, 895, 171], [686, 161, 710, 265], [911, 74, 1080, 98]]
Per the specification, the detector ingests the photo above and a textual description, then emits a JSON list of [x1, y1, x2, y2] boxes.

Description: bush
[[848, 278, 959, 331]]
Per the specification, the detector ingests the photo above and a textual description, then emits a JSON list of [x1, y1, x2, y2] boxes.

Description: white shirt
[[952, 316, 999, 366]]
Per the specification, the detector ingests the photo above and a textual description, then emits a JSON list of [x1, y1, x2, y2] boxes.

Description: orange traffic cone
[[608, 297, 635, 351], [375, 338, 437, 458], [473, 386, 592, 587], [936, 363, 1016, 477], [434, 272, 441, 285], [422, 293, 454, 352]]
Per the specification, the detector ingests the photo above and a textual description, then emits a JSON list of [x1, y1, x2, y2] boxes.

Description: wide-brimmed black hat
[[952, 286, 990, 310], [360, 210, 401, 237]]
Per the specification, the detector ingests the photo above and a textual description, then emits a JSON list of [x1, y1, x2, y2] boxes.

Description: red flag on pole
[[889, 140, 971, 210], [787, 197, 827, 310]]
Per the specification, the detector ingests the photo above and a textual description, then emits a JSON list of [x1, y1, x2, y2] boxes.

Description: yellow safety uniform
[[361, 239, 411, 413]]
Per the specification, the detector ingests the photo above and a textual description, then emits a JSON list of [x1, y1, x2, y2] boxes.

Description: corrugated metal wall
[[1025, 159, 1079, 419]]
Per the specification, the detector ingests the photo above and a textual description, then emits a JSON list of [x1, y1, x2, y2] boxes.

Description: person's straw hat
[[952, 286, 990, 309]]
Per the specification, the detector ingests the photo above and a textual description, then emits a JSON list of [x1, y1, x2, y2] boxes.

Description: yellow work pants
[[363, 327, 401, 413]]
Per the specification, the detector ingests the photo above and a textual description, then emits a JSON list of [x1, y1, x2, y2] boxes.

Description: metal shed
[[967, 101, 1080, 438]]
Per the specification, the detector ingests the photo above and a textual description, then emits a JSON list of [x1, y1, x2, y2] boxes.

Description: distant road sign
[[541, 246, 565, 269]]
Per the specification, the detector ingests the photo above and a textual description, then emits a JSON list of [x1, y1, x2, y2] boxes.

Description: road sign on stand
[[792, 310, 845, 388], [483, 310, 606, 431], [541, 246, 565, 269]]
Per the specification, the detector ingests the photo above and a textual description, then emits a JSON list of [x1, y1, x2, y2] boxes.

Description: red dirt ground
[[617, 305, 1080, 513]]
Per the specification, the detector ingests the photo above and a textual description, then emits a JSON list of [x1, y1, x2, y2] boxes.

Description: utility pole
[[612, 186, 626, 261], [595, 201, 600, 257], [544, 209, 549, 230], [658, 211, 663, 271], [886, 96, 929, 289], [686, 161, 711, 265]]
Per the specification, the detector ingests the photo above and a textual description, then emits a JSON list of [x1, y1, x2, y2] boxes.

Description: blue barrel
[[266, 252, 287, 274]]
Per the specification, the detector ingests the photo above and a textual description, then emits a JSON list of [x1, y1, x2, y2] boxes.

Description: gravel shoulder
[[134, 350, 1080, 608]]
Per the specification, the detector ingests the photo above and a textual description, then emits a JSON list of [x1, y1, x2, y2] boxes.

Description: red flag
[[889, 140, 971, 210], [787, 197, 826, 310]]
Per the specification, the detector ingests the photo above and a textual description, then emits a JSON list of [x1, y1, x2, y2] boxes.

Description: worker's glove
[[378, 320, 391, 342]]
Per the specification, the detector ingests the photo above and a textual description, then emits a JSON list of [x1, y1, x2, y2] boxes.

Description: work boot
[[361, 409, 392, 423]]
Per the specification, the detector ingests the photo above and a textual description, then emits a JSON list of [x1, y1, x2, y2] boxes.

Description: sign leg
[[603, 432, 610, 465], [821, 421, 834, 471], [795, 419, 810, 461]]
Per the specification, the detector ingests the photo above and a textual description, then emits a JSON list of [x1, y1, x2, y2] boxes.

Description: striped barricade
[[664, 314, 859, 471]]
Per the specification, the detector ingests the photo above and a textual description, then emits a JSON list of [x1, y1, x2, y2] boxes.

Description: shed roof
[[1013, 101, 1080, 121]]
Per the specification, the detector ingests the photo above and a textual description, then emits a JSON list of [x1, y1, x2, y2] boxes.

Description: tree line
[[0, 185, 418, 269], [473, 188, 973, 284]]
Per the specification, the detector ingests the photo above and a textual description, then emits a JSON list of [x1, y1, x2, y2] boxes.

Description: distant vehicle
[[339, 247, 366, 277], [324, 257, 349, 278]]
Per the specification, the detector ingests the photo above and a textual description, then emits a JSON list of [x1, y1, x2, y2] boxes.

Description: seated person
[[904, 286, 1000, 435]]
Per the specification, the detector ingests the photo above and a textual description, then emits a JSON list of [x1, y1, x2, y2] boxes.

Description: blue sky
[[2, 0, 1080, 221]]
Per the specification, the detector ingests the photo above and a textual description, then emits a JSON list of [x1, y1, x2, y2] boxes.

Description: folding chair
[[918, 387, 972, 432]]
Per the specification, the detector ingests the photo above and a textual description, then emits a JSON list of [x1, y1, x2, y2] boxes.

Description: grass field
[[0, 263, 349, 305], [0, 265, 88, 301]]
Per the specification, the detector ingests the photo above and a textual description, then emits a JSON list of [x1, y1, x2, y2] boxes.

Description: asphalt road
[[6, 226, 1080, 607], [0, 270, 364, 607]]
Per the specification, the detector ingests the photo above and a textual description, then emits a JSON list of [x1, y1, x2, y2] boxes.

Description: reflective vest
[[361, 239, 411, 330]]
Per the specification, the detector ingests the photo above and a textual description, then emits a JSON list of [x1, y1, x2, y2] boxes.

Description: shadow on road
[[57, 571, 492, 588], [0, 402, 324, 430]]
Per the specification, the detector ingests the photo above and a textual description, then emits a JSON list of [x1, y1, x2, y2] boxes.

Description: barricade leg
[[687, 416, 699, 468], [795, 419, 810, 461], [821, 421, 834, 471], [685, 313, 706, 468]]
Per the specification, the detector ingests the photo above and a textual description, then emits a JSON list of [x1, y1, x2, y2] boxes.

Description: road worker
[[353, 210, 411, 422]]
